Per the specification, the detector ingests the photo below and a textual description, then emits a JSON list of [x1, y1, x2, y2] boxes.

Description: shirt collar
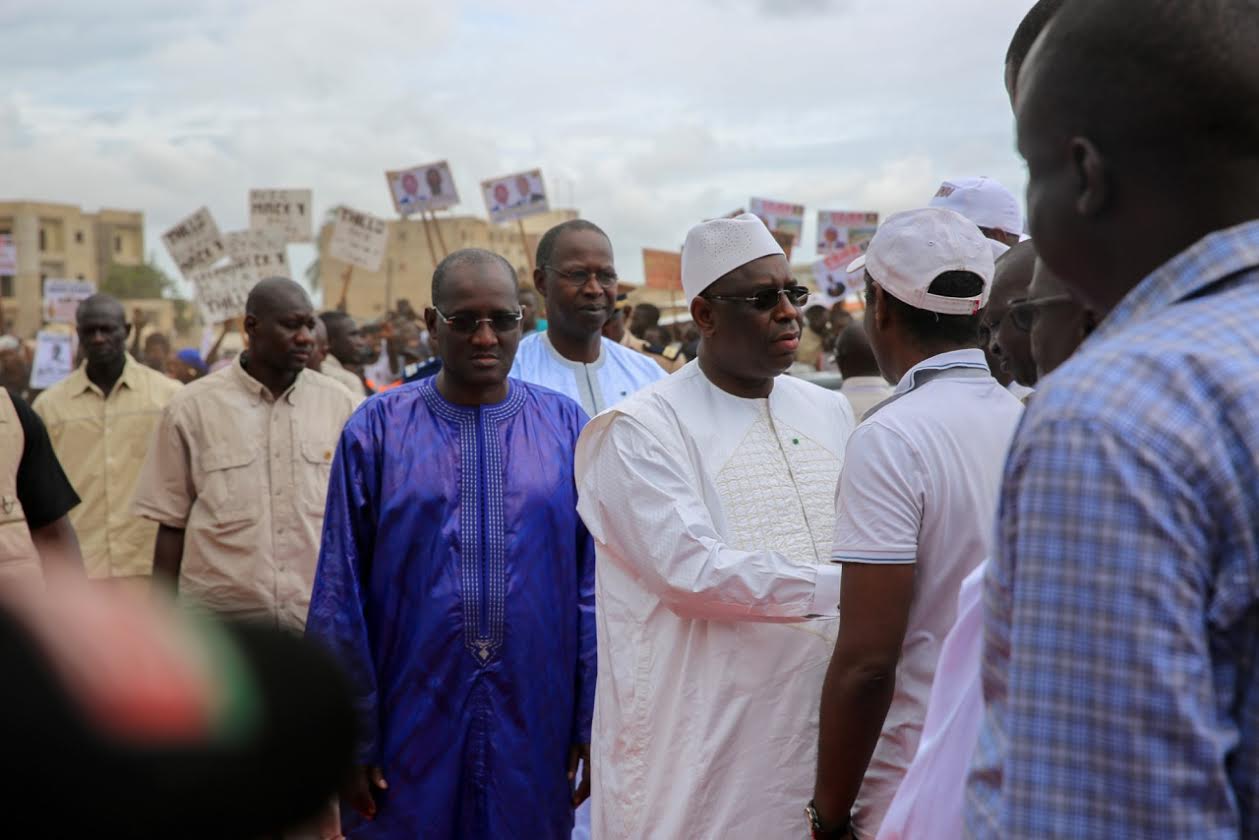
[[1094, 219, 1259, 342], [894, 348, 989, 395], [540, 332, 606, 371], [69, 355, 144, 398], [231, 354, 302, 405]]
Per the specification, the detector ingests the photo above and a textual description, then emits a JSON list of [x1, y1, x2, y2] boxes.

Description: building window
[[75, 230, 84, 244], [0, 277, 12, 298], [39, 229, 46, 251], [114, 235, 122, 254]]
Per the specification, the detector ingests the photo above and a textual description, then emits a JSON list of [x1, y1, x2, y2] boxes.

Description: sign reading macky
[[162, 207, 226, 276], [249, 189, 313, 243], [328, 206, 389, 272]]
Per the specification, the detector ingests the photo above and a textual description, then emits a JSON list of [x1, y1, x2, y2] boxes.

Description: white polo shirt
[[830, 348, 1023, 838]]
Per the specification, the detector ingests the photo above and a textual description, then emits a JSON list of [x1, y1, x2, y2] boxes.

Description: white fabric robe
[[575, 361, 855, 839]]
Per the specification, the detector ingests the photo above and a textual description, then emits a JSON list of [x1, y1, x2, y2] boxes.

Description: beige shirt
[[841, 375, 895, 422], [132, 360, 357, 629], [321, 355, 367, 399], [33, 357, 181, 578]]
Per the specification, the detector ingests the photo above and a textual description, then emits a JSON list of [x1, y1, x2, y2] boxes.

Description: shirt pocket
[[199, 445, 260, 523], [298, 440, 336, 516]]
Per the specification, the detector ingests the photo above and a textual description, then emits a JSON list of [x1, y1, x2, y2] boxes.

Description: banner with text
[[190, 260, 256, 325], [249, 189, 313, 243], [224, 230, 291, 282], [816, 210, 879, 254], [482, 169, 549, 224], [328, 206, 389, 272], [749, 197, 806, 253], [43, 278, 97, 324], [162, 207, 226, 276], [812, 245, 867, 306], [386, 161, 459, 215], [30, 330, 75, 390]]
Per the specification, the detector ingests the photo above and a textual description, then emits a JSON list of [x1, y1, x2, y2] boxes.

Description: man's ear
[[1071, 137, 1109, 217], [424, 307, 438, 336], [533, 267, 549, 300], [691, 296, 718, 338]]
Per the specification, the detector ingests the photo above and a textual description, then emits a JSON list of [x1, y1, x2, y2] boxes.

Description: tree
[[102, 258, 177, 299]]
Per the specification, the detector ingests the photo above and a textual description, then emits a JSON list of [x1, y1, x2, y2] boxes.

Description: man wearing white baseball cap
[[575, 213, 855, 839], [811, 208, 1024, 839], [929, 176, 1025, 250]]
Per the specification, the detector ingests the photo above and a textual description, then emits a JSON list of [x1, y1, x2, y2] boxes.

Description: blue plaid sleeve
[[965, 416, 1246, 838]]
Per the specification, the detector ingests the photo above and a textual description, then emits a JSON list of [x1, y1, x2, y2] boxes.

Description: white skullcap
[[681, 213, 785, 302]]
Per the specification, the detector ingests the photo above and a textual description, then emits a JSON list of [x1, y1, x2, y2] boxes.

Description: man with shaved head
[[307, 249, 595, 838], [34, 294, 180, 587], [134, 277, 357, 629], [968, 1, 1259, 835]]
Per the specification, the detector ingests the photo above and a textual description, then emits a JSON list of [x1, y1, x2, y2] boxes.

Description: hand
[[341, 764, 387, 820], [567, 743, 591, 808], [132, 308, 148, 328]]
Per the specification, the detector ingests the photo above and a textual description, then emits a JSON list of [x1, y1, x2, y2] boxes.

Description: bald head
[[1016, 0, 1259, 314], [76, 293, 125, 327], [1021, 0, 1259, 168], [991, 240, 1037, 306], [246, 277, 312, 319]]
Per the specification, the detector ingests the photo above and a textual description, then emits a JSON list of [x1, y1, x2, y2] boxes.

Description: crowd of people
[[4, 0, 1259, 836]]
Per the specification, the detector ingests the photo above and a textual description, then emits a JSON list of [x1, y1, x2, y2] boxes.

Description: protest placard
[[162, 207, 226, 276], [749, 197, 806, 249], [223, 230, 291, 281], [43, 278, 97, 324], [812, 245, 867, 306], [189, 260, 256, 325], [249, 189, 313, 243], [328, 206, 389, 272], [481, 169, 549, 224], [30, 331, 75, 390], [0, 235, 16, 275], [642, 249, 683, 291], [386, 161, 459, 215], [816, 211, 879, 254]]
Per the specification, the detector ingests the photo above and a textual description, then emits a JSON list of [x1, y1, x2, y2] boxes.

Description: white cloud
[[0, 0, 1037, 297]]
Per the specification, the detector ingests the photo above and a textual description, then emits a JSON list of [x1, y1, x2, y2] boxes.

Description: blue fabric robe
[[306, 377, 596, 839]]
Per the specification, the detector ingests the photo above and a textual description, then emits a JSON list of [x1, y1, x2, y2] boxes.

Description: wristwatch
[[805, 800, 851, 839]]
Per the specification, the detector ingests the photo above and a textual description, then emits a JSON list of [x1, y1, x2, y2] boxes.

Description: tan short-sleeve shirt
[[33, 357, 182, 578], [132, 360, 358, 629]]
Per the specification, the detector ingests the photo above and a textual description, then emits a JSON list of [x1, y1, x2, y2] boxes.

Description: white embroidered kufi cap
[[681, 213, 785, 303]]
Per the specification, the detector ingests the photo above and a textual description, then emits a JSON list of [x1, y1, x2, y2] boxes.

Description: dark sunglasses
[[1008, 295, 1076, 332], [434, 307, 523, 334], [703, 285, 810, 311]]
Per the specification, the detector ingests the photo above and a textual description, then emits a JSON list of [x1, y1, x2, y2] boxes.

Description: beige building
[[317, 209, 578, 319], [0, 201, 144, 337]]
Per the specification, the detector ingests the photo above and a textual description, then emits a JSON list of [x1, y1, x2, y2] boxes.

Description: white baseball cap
[[928, 176, 1024, 238], [681, 213, 785, 302], [846, 208, 995, 316]]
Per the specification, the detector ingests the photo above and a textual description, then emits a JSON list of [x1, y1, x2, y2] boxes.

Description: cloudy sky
[[1, 0, 1034, 298]]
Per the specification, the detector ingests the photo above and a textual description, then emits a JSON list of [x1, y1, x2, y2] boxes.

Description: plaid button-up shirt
[[967, 220, 1259, 838]]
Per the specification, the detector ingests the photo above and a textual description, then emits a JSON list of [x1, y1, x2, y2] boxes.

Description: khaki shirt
[[132, 360, 357, 629], [320, 356, 366, 402], [33, 357, 181, 578]]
